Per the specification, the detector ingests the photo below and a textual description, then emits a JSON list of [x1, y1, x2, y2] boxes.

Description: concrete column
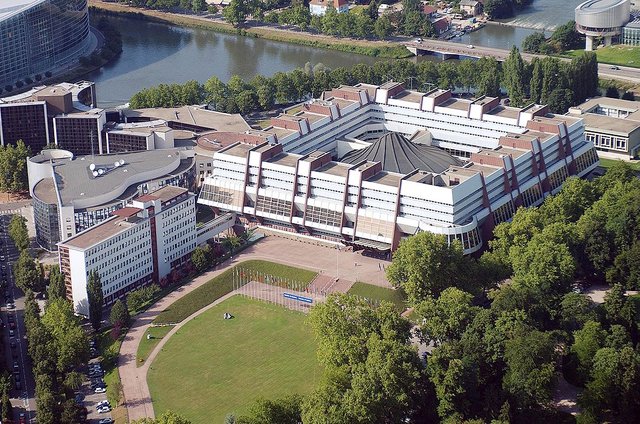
[[585, 35, 594, 51], [604, 35, 612, 46]]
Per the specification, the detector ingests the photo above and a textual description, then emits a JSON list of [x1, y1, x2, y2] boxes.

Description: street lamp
[[406, 76, 418, 90]]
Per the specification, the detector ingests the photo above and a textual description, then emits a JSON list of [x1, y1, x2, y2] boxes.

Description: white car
[[96, 401, 110, 409], [94, 387, 107, 394], [98, 406, 111, 413], [99, 419, 114, 424]]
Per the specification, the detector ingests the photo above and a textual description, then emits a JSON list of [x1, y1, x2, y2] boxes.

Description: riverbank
[[87, 0, 411, 59]]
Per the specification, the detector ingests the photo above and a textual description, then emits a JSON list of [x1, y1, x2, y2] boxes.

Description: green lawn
[[153, 260, 317, 324], [564, 45, 640, 67], [599, 158, 640, 170], [347, 282, 407, 313], [148, 296, 322, 423], [136, 326, 173, 367]]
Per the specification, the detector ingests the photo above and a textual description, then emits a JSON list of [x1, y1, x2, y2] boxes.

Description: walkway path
[[118, 236, 391, 421]]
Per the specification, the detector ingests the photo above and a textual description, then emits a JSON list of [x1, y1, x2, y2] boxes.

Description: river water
[[89, 16, 378, 107], [91, 2, 576, 107]]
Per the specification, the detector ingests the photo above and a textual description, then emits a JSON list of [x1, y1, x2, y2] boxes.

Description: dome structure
[[340, 132, 462, 174]]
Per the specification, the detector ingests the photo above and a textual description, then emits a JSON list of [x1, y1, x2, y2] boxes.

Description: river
[[89, 16, 379, 107], [90, 2, 575, 108]]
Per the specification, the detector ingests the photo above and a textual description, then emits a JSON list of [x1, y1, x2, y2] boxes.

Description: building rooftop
[[219, 142, 253, 158], [268, 153, 301, 167], [316, 162, 351, 178], [139, 186, 188, 204], [340, 132, 463, 174], [61, 214, 140, 250], [570, 96, 640, 114], [393, 90, 424, 103], [32, 148, 194, 207], [367, 171, 404, 187], [123, 106, 250, 132], [582, 113, 640, 135]]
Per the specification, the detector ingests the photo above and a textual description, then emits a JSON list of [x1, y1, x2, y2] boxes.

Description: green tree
[[502, 46, 527, 107], [550, 20, 582, 51], [41, 298, 89, 372], [416, 287, 478, 346], [559, 292, 597, 332], [0, 140, 31, 193], [132, 410, 193, 423], [191, 0, 206, 12], [0, 379, 12, 422], [222, 0, 248, 27], [603, 283, 636, 328], [47, 264, 66, 300], [547, 88, 574, 114], [191, 245, 209, 272], [581, 346, 640, 422], [8, 214, 29, 251], [475, 57, 502, 97], [88, 269, 104, 331], [373, 14, 392, 39], [237, 395, 301, 424], [457, 59, 477, 94], [529, 57, 543, 103], [14, 250, 41, 292], [109, 298, 131, 328], [35, 373, 59, 424], [572, 321, 606, 382], [387, 232, 473, 303], [303, 294, 425, 423], [503, 330, 557, 408], [608, 241, 640, 289], [522, 32, 546, 53], [61, 398, 86, 424]]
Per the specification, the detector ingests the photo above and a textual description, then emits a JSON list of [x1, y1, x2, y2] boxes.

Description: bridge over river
[[403, 39, 640, 84]]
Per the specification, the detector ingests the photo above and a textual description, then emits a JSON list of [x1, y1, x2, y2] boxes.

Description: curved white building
[[28, 148, 196, 251], [576, 0, 631, 50]]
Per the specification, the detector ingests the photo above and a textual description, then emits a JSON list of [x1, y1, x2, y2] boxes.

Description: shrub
[[15, 80, 24, 88], [35, 74, 42, 81], [24, 77, 33, 85], [45, 71, 52, 78], [4, 85, 12, 92]]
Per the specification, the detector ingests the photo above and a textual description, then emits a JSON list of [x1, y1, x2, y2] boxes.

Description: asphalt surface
[[0, 214, 36, 423]]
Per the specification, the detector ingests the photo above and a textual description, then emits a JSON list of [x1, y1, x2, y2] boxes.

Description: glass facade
[[623, 25, 640, 46], [0, 1, 90, 88], [33, 196, 60, 251]]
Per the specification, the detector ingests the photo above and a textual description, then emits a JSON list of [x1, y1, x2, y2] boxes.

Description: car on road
[[99, 419, 114, 424], [12, 361, 19, 370], [7, 303, 15, 310], [467, 44, 474, 49], [610, 65, 620, 70], [98, 406, 111, 413], [9, 329, 14, 337], [19, 413, 26, 424], [94, 387, 107, 394], [0, 255, 5, 261]]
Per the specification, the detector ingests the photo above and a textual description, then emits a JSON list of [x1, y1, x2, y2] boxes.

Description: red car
[[19, 413, 26, 423]]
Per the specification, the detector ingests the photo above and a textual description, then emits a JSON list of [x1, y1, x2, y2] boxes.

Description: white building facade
[[59, 186, 197, 316], [199, 83, 599, 254]]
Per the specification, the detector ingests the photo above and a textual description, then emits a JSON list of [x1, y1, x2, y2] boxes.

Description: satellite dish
[[119, 159, 125, 166], [89, 163, 95, 171], [92, 171, 98, 177], [114, 161, 120, 167], [98, 169, 104, 175]]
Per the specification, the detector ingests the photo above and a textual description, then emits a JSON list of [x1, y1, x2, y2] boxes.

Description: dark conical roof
[[340, 132, 462, 174]]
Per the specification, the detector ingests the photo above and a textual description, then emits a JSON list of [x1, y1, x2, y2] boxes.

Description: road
[[404, 39, 640, 84], [0, 214, 36, 423]]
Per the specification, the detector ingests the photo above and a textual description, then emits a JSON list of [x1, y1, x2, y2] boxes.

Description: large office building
[[568, 96, 640, 159], [0, 81, 96, 151], [27, 148, 196, 251], [0, 1, 92, 89], [59, 186, 197, 315], [199, 83, 599, 254], [575, 0, 632, 50]]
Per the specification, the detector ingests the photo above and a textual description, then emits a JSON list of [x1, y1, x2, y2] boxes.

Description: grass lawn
[[136, 326, 173, 367], [565, 45, 640, 67], [347, 282, 407, 313], [153, 260, 317, 324], [599, 158, 640, 171], [148, 296, 322, 423]]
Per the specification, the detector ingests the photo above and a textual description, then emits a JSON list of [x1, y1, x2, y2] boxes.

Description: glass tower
[[0, 0, 90, 89]]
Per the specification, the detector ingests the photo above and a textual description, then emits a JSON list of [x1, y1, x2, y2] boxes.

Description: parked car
[[97, 406, 111, 413], [19, 413, 26, 424], [96, 400, 110, 409], [7, 315, 14, 323], [99, 419, 114, 424], [9, 339, 15, 349], [15, 381, 21, 390], [6, 303, 15, 310], [94, 387, 107, 394], [12, 361, 19, 370], [610, 65, 620, 70], [9, 329, 14, 337]]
